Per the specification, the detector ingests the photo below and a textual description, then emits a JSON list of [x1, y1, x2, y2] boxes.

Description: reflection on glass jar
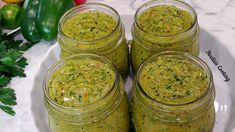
[[131, 51, 215, 132], [58, 3, 129, 79], [43, 53, 130, 132], [131, 0, 199, 73]]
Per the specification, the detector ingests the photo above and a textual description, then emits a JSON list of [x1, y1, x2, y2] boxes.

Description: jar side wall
[[105, 39, 130, 79], [58, 23, 122, 54], [130, 25, 199, 73], [59, 37, 129, 79], [132, 96, 215, 132], [133, 23, 199, 48], [47, 92, 130, 131], [130, 39, 154, 74]]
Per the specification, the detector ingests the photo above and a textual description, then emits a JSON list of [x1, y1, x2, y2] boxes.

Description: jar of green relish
[[58, 3, 129, 79], [131, 51, 215, 132], [131, 0, 199, 73], [43, 53, 130, 132]]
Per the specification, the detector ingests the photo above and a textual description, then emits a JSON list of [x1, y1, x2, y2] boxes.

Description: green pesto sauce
[[62, 11, 117, 41], [137, 5, 193, 36], [48, 60, 114, 106], [139, 56, 208, 105]]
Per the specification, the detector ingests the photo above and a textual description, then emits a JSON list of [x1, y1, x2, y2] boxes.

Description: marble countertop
[[0, 0, 235, 131]]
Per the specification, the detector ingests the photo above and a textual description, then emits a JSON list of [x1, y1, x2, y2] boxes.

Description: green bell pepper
[[1, 4, 21, 29], [20, 0, 74, 42], [20, 0, 41, 43], [36, 0, 74, 41]]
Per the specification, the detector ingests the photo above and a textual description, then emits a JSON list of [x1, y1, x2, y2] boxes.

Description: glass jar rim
[[136, 51, 214, 108], [58, 3, 121, 44], [43, 53, 119, 110], [134, 0, 198, 38]]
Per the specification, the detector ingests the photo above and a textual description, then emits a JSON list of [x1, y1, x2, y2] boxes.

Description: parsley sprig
[[0, 30, 32, 116]]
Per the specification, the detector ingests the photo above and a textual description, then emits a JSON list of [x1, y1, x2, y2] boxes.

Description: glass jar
[[58, 3, 129, 79], [131, 51, 215, 132], [130, 0, 199, 73], [43, 53, 130, 132]]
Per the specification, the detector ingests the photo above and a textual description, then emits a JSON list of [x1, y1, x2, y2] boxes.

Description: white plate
[[3, 27, 21, 35], [31, 14, 235, 132]]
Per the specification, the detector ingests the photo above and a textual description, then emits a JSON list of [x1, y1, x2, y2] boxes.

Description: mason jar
[[43, 53, 130, 132], [130, 0, 199, 73], [131, 51, 215, 132], [58, 3, 129, 79]]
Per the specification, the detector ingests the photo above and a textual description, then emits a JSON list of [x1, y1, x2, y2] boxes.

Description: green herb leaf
[[8, 66, 26, 77], [0, 75, 11, 87], [16, 57, 28, 68], [0, 30, 32, 115], [0, 65, 10, 73], [18, 42, 34, 51], [0, 104, 15, 116], [0, 88, 17, 105], [0, 56, 15, 67]]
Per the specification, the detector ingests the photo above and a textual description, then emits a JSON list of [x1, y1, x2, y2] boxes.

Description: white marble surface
[[0, 0, 235, 131]]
